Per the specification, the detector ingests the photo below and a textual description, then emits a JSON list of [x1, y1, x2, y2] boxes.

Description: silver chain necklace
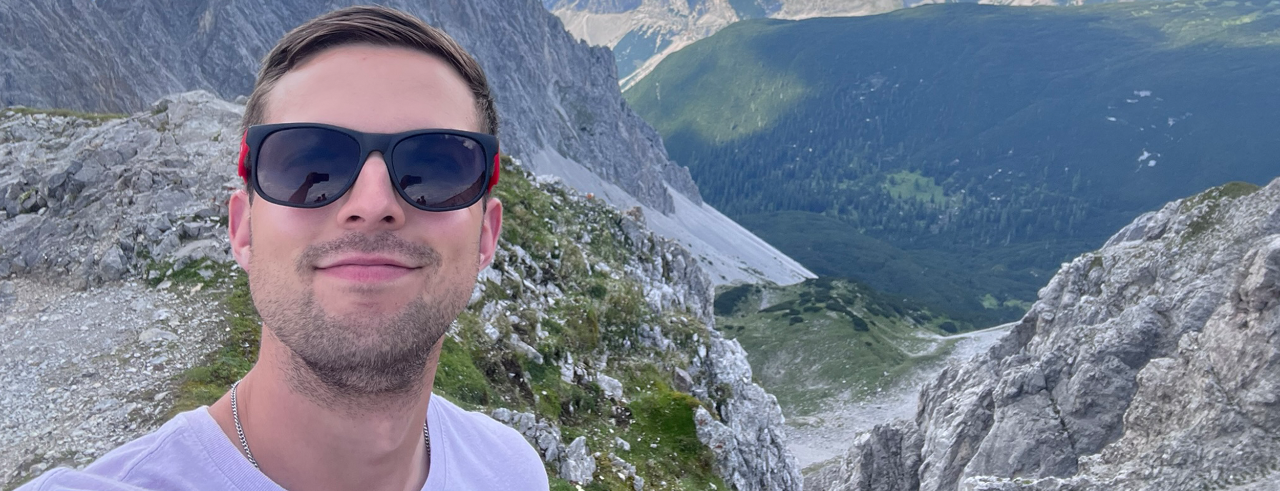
[[230, 380, 430, 470]]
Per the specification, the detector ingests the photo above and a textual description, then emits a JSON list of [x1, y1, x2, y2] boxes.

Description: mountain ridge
[[545, 0, 1150, 86]]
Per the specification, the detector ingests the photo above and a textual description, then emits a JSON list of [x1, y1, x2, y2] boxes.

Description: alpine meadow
[[625, 0, 1280, 325]]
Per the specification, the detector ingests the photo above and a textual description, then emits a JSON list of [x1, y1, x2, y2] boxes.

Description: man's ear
[[228, 189, 252, 272], [478, 197, 503, 269]]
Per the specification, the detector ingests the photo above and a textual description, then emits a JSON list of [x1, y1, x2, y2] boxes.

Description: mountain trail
[[787, 324, 1011, 471]]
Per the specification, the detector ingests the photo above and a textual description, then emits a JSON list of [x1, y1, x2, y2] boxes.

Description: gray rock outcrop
[[807, 421, 923, 491], [690, 333, 803, 490], [812, 179, 1280, 490], [490, 409, 597, 484], [0, 92, 237, 288]]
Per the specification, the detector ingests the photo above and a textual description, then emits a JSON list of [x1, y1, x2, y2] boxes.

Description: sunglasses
[[237, 123, 500, 212]]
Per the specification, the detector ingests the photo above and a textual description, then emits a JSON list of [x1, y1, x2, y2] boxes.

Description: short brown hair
[[241, 5, 498, 136]]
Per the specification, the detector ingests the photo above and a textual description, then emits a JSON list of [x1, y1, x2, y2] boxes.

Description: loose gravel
[[1, 276, 230, 486]]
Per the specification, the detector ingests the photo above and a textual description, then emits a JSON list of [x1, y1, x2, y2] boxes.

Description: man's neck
[[209, 331, 443, 491]]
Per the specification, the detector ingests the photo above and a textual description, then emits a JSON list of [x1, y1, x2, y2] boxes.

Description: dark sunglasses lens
[[393, 134, 487, 210], [257, 128, 360, 206]]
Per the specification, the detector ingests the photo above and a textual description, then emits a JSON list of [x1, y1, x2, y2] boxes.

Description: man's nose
[[333, 152, 406, 229]]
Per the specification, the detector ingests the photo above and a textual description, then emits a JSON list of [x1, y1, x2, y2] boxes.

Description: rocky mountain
[[545, 0, 897, 88], [806, 178, 1280, 490], [0, 93, 801, 490], [543, 0, 1144, 88], [0, 0, 811, 287]]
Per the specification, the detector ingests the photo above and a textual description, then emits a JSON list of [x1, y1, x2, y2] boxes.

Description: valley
[[628, 0, 1280, 325], [713, 278, 1012, 469]]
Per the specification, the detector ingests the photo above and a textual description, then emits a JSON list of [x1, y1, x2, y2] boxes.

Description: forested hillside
[[626, 0, 1280, 323]]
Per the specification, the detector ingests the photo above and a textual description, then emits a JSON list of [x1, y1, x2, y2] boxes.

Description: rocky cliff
[[808, 179, 1280, 490], [0, 93, 801, 490], [548, 0, 900, 88], [0, 0, 813, 286]]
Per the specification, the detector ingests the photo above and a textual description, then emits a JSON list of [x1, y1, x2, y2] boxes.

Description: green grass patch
[[494, 156, 560, 256], [168, 271, 260, 418], [1181, 181, 1263, 243], [717, 277, 962, 415], [883, 170, 947, 207], [434, 337, 496, 408], [625, 24, 809, 144], [616, 373, 727, 490]]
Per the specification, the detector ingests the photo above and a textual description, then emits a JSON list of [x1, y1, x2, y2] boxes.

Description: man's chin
[[312, 289, 420, 316], [295, 346, 431, 398]]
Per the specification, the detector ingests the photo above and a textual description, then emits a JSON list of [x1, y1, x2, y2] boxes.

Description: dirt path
[[0, 277, 227, 485], [786, 323, 1013, 471]]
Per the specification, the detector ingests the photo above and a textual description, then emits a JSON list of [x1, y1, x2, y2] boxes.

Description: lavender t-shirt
[[20, 395, 549, 490]]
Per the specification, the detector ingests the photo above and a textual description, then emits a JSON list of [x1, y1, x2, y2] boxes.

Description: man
[[21, 6, 548, 490]]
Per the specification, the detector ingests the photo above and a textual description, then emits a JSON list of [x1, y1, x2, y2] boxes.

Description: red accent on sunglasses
[[237, 130, 250, 182], [487, 153, 500, 193]]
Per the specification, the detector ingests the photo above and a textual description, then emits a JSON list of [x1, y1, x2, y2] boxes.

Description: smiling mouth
[[317, 263, 419, 283]]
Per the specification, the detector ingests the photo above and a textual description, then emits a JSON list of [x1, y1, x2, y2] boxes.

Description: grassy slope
[[715, 277, 960, 415], [626, 0, 1280, 324], [129, 158, 726, 491]]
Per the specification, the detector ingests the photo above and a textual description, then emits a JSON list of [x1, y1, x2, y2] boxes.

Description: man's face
[[226, 44, 502, 396]]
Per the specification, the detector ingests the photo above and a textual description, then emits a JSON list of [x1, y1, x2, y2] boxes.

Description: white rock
[[559, 436, 595, 484], [596, 374, 624, 402], [138, 328, 178, 344], [483, 323, 501, 344], [507, 333, 543, 364]]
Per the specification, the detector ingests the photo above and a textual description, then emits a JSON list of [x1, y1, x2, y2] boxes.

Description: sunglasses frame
[[238, 122, 500, 212]]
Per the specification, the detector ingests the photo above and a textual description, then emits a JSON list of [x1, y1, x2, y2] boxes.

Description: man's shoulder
[[431, 395, 539, 457], [429, 395, 549, 490], [16, 408, 274, 491], [17, 410, 197, 491]]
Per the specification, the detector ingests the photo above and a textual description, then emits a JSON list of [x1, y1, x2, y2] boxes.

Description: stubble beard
[[250, 231, 474, 410]]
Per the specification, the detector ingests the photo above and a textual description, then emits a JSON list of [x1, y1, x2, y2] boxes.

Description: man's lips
[[315, 255, 420, 283]]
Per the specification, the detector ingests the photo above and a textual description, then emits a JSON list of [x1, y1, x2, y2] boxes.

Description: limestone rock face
[[0, 92, 238, 288], [689, 333, 803, 491], [813, 179, 1280, 491], [491, 409, 597, 484], [806, 421, 922, 491]]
